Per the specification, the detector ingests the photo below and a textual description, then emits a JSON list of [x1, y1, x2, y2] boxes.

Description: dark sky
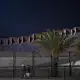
[[0, 0, 79, 37]]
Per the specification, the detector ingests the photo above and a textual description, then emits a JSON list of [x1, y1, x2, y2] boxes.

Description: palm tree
[[33, 29, 76, 77], [76, 42, 80, 56]]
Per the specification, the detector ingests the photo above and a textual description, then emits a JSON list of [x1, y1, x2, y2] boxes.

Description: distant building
[[0, 27, 80, 45]]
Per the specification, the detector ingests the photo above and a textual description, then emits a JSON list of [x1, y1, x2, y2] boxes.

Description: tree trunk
[[51, 54, 58, 77], [53, 56, 58, 77]]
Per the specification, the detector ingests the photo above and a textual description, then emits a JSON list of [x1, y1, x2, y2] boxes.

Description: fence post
[[50, 54, 52, 77], [32, 50, 35, 77], [13, 52, 16, 78], [69, 52, 72, 76], [64, 66, 65, 80], [48, 67, 50, 79]]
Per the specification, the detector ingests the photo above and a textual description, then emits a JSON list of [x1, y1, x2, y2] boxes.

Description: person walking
[[25, 65, 31, 78], [21, 64, 27, 79]]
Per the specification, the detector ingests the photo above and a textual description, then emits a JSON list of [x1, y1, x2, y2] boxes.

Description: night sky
[[0, 0, 80, 37]]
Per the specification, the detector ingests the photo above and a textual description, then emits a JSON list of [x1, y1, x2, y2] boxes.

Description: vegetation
[[76, 42, 80, 56], [34, 29, 76, 77]]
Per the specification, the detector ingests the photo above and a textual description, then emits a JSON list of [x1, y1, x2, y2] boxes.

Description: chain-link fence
[[0, 50, 80, 79]]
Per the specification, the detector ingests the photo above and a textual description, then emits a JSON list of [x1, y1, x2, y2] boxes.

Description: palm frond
[[34, 29, 76, 56], [63, 37, 76, 49]]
